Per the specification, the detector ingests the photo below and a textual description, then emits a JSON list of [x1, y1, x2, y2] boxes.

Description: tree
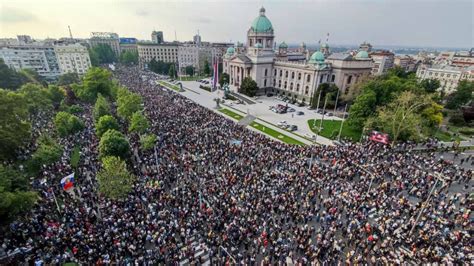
[[0, 58, 27, 90], [0, 89, 31, 160], [240, 77, 258, 97], [18, 83, 52, 114], [47, 85, 65, 109], [347, 90, 377, 130], [311, 83, 339, 108], [219, 72, 230, 87], [72, 67, 114, 102], [54, 111, 84, 137], [119, 50, 138, 66], [88, 48, 100, 67], [90, 44, 116, 64], [28, 136, 63, 173], [117, 90, 143, 120], [203, 60, 211, 76], [95, 115, 119, 138], [140, 134, 156, 151], [57, 73, 80, 86], [19, 68, 45, 86], [97, 156, 135, 199], [93, 93, 111, 121], [185, 65, 194, 76], [129, 112, 149, 134], [168, 64, 177, 78], [367, 91, 431, 144], [446, 80, 474, 109], [420, 79, 441, 94], [99, 129, 130, 158]]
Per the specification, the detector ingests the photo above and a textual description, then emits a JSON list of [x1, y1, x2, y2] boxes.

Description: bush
[[93, 93, 111, 121], [54, 112, 85, 137], [117, 89, 143, 120], [449, 112, 467, 126], [129, 112, 149, 134], [99, 129, 130, 158], [458, 128, 474, 136], [67, 105, 83, 114], [97, 156, 135, 199], [28, 136, 63, 172], [199, 85, 212, 92]]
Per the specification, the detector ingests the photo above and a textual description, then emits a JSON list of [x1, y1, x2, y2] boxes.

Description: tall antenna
[[68, 25, 73, 39], [326, 32, 330, 44], [174, 30, 177, 41]]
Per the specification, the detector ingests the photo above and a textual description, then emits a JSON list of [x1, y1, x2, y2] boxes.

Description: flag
[[212, 55, 218, 90], [369, 131, 389, 145], [60, 173, 75, 191]]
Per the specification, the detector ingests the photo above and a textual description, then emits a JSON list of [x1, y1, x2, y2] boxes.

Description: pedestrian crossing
[[179, 236, 211, 266]]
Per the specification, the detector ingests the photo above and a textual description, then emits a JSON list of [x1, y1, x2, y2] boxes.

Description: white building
[[137, 42, 178, 68], [54, 43, 91, 76], [223, 7, 373, 103], [178, 44, 200, 74], [0, 43, 60, 79], [417, 64, 474, 93], [370, 50, 395, 75], [89, 32, 120, 56]]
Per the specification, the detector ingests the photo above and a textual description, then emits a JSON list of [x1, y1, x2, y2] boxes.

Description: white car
[[277, 121, 288, 127]]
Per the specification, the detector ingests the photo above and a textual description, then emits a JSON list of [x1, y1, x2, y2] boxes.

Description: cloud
[[0, 6, 38, 23], [189, 17, 212, 24], [135, 9, 149, 17]]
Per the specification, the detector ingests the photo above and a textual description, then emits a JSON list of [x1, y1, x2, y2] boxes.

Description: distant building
[[0, 43, 60, 79], [223, 7, 373, 102], [151, 31, 164, 44], [394, 55, 418, 72], [193, 34, 202, 46], [54, 43, 91, 76], [89, 32, 120, 56], [137, 42, 178, 68], [370, 50, 394, 75], [119, 38, 138, 54], [178, 44, 200, 74], [416, 65, 464, 93], [359, 42, 372, 52], [17, 35, 33, 44]]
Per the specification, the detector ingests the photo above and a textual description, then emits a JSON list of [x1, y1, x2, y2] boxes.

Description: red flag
[[369, 131, 389, 144]]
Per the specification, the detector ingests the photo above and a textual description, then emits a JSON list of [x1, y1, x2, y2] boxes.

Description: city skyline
[[1, 0, 472, 48]]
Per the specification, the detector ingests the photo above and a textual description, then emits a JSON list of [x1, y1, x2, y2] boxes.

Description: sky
[[0, 0, 472, 48]]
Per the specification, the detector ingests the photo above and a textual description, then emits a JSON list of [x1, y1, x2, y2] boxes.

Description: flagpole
[[337, 103, 348, 142], [51, 189, 61, 214]]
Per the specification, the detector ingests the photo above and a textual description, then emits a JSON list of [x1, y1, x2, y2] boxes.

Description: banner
[[60, 173, 75, 191], [369, 131, 389, 145]]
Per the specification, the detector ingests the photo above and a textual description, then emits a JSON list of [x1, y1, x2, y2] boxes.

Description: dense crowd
[[1, 66, 472, 264]]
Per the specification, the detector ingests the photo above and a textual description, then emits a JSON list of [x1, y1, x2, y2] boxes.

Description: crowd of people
[[1, 66, 472, 264]]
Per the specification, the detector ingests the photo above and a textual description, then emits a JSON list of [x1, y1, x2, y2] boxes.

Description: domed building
[[223, 7, 373, 103]]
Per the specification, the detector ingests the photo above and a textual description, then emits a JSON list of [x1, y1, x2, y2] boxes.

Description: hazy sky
[[1, 0, 472, 48]]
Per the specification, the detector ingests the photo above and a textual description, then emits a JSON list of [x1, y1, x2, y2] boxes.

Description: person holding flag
[[60, 173, 75, 191]]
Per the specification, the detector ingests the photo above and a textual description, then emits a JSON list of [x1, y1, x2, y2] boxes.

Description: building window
[[280, 70, 282, 77], [307, 75, 311, 82], [274, 69, 277, 76], [320, 75, 324, 83], [347, 75, 352, 84], [291, 72, 295, 79], [279, 80, 281, 88], [296, 84, 300, 92], [284, 81, 287, 89], [331, 74, 335, 82], [264, 69, 268, 76], [305, 86, 309, 95], [273, 79, 276, 86], [264, 79, 267, 87], [285, 71, 288, 78], [298, 73, 301, 80], [290, 83, 293, 90]]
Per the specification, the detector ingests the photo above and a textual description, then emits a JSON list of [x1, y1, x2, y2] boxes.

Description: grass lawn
[[433, 130, 465, 142], [179, 76, 208, 81], [250, 122, 305, 145], [308, 119, 361, 142], [158, 81, 181, 92], [218, 108, 244, 121], [70, 146, 81, 169]]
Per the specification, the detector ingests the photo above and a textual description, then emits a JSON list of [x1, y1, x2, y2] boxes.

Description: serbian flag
[[369, 131, 389, 145], [61, 173, 75, 191], [212, 55, 219, 90]]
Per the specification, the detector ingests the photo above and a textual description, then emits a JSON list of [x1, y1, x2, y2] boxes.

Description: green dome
[[279, 42, 288, 49], [355, 50, 369, 59], [309, 51, 325, 64], [254, 43, 263, 48], [226, 47, 235, 55], [251, 7, 273, 33], [321, 43, 329, 49], [236, 42, 243, 47]]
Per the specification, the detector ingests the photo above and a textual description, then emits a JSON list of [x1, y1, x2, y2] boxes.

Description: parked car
[[266, 93, 273, 97], [296, 111, 304, 115], [288, 125, 298, 131], [327, 112, 334, 117], [277, 120, 288, 127], [297, 102, 305, 107], [287, 108, 295, 112]]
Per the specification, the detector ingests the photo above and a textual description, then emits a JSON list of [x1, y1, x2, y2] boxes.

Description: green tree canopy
[[119, 50, 138, 66], [140, 134, 156, 151], [129, 112, 149, 134], [97, 156, 135, 199], [0, 58, 27, 90], [18, 83, 52, 114], [240, 77, 258, 97], [185, 65, 194, 76], [366, 91, 435, 144], [148, 58, 173, 75], [93, 93, 111, 121], [219, 72, 230, 87], [72, 67, 114, 102], [420, 79, 441, 94], [117, 89, 143, 120], [348, 90, 377, 130], [99, 129, 130, 158], [446, 80, 474, 109], [28, 136, 63, 173], [90, 44, 116, 64], [57, 73, 80, 86], [203, 60, 211, 76], [95, 115, 120, 138], [0, 89, 31, 160], [168, 64, 177, 79], [54, 111, 85, 137], [47, 85, 65, 109], [311, 83, 339, 108]]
